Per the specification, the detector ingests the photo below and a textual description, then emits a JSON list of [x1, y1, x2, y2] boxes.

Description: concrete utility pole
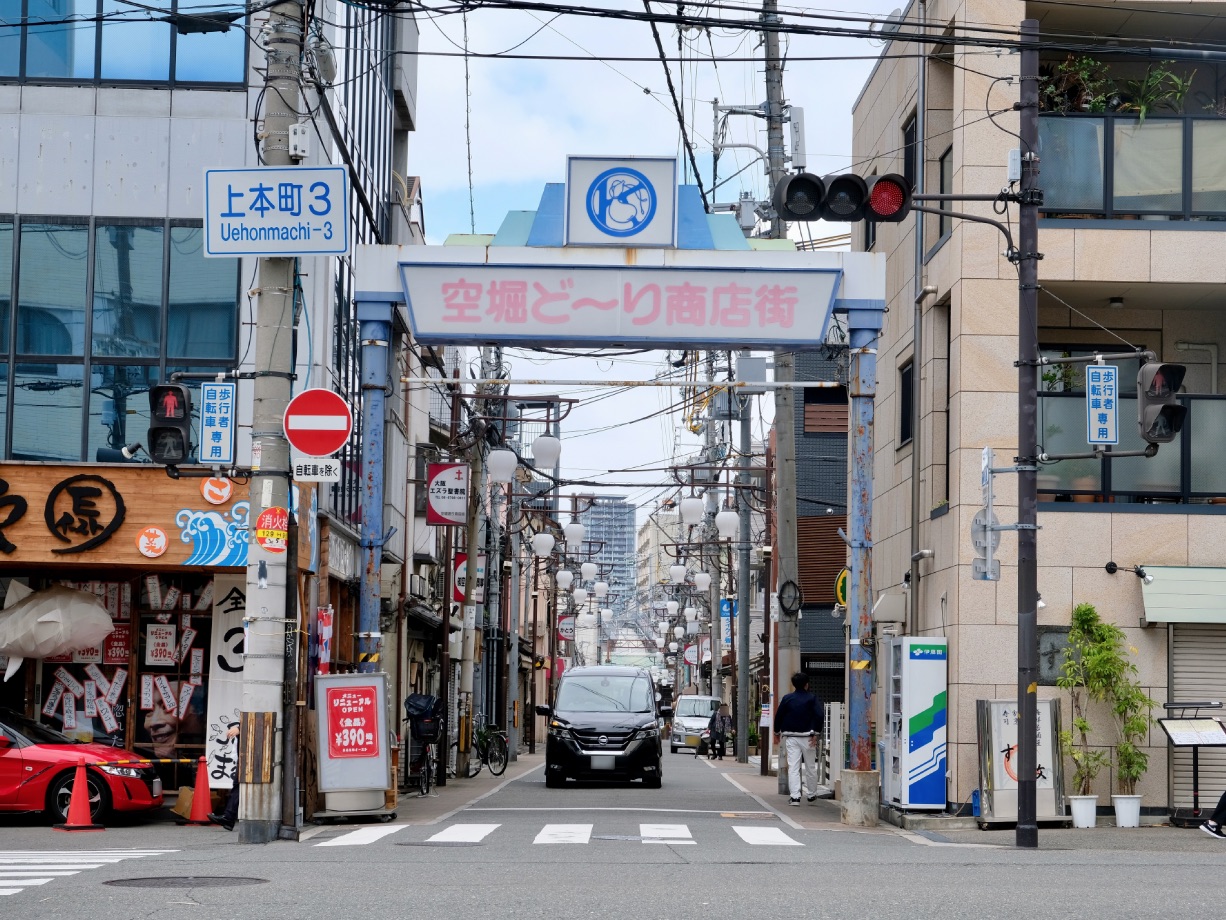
[[703, 351, 718, 698], [240, 0, 303, 844], [735, 391, 751, 763], [1015, 18, 1042, 850]]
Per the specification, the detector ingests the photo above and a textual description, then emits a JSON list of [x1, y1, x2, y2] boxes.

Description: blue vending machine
[[882, 637, 948, 810]]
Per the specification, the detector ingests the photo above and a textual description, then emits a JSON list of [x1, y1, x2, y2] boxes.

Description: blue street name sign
[[1086, 364, 1119, 445], [204, 166, 350, 257]]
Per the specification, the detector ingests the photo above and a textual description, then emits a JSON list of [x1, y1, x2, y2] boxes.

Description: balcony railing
[[1039, 114, 1226, 220], [1037, 392, 1226, 505]]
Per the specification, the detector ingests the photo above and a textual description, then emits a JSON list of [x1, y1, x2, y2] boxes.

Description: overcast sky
[[407, 0, 904, 517]]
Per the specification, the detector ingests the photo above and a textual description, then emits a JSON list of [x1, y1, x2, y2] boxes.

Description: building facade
[[853, 0, 1226, 811]]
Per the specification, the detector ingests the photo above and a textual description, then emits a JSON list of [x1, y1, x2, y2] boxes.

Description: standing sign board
[[199, 382, 236, 465], [204, 166, 349, 257], [315, 672, 389, 792], [1086, 365, 1119, 445], [975, 698, 1065, 823], [426, 463, 469, 526]]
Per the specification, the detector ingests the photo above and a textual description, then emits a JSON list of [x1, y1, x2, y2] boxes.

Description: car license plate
[[152, 777, 163, 797], [591, 755, 615, 770]]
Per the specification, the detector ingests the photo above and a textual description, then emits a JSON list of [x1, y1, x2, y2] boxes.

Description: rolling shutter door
[[1170, 624, 1226, 808]]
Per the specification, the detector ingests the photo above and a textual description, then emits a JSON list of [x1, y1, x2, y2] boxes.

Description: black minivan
[[537, 665, 671, 788]]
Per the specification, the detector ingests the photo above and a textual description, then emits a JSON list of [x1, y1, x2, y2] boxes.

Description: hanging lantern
[[563, 521, 585, 546], [593, 581, 608, 598], [679, 496, 704, 525], [715, 510, 738, 540], [693, 571, 712, 592], [655, 636, 665, 649], [669, 564, 687, 585], [658, 621, 668, 634], [530, 532, 555, 556], [673, 625, 684, 639], [530, 434, 561, 468], [666, 600, 679, 617], [684, 606, 697, 622], [581, 561, 597, 582], [555, 570, 573, 591], [485, 448, 518, 484], [572, 588, 588, 607]]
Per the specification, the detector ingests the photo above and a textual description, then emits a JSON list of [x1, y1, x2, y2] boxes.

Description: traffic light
[[147, 384, 193, 464], [1137, 362, 1187, 444], [772, 172, 911, 223]]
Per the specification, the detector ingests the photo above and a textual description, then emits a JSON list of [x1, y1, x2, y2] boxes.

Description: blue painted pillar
[[846, 304, 884, 772], [355, 296, 394, 674]]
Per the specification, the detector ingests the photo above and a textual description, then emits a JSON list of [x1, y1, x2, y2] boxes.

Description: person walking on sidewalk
[[209, 724, 240, 831], [1200, 788, 1226, 839], [772, 672, 824, 806], [708, 703, 733, 760]]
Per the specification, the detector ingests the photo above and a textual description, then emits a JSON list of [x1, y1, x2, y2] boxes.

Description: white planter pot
[[1112, 794, 1143, 828], [1068, 795, 1098, 828]]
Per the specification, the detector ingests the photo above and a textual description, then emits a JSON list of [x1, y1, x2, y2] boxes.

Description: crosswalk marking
[[0, 849, 176, 898], [316, 825, 408, 847], [640, 824, 695, 845], [534, 824, 592, 844], [427, 824, 500, 843], [732, 826, 803, 846]]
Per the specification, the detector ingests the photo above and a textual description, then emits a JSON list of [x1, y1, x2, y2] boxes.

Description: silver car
[[668, 695, 721, 753]]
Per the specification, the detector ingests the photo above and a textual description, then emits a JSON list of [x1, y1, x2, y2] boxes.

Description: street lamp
[[573, 587, 588, 606], [673, 626, 684, 639], [666, 600, 679, 618], [531, 434, 561, 468], [563, 520, 585, 546], [593, 581, 609, 599], [669, 564, 687, 585], [669, 642, 679, 653], [531, 532, 556, 557], [693, 571, 711, 592], [486, 448, 518, 484], [679, 496, 704, 525], [555, 569, 574, 591], [684, 606, 697, 622], [715, 509, 738, 540], [580, 561, 597, 583], [655, 637, 665, 649]]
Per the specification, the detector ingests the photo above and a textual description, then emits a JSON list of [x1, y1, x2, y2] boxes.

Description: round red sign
[[255, 506, 289, 553], [283, 389, 353, 457]]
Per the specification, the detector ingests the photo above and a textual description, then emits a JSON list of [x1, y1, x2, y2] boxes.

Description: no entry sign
[[283, 389, 353, 457]]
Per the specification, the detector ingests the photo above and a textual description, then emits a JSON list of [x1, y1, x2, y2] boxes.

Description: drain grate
[[397, 840, 483, 847], [105, 877, 268, 889]]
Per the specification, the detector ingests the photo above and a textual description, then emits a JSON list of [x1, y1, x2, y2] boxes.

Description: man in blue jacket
[[771, 672, 825, 805]]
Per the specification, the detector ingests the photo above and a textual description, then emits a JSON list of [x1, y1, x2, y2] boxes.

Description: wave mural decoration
[[176, 501, 251, 567]]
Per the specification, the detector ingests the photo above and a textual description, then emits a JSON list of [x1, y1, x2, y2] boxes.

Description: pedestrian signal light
[[1137, 362, 1187, 444], [148, 384, 193, 465], [772, 172, 911, 223]]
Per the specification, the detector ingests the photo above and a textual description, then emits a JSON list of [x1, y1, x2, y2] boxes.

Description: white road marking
[[534, 824, 593, 844], [640, 823, 695, 845], [0, 890, 22, 896], [315, 825, 408, 847], [732, 826, 803, 846], [0, 870, 83, 876], [0, 865, 101, 870], [0, 879, 53, 886], [426, 824, 500, 843], [0, 849, 174, 898], [720, 771, 804, 830]]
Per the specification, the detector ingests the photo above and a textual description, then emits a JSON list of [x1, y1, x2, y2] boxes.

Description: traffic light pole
[[238, 0, 304, 845]]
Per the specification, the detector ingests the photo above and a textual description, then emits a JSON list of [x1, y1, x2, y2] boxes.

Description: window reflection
[[0, 222, 12, 353], [176, 22, 246, 82], [100, 0, 170, 80], [93, 224, 163, 358], [25, 0, 96, 79], [12, 363, 84, 461], [0, 0, 19, 77], [87, 363, 158, 461], [168, 227, 238, 359], [17, 223, 88, 357]]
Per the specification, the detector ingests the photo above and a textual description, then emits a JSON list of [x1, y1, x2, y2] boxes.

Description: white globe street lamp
[[669, 642, 679, 653], [563, 521, 585, 546], [593, 581, 608, 598], [531, 434, 561, 468], [715, 509, 738, 540], [485, 448, 518, 484], [669, 564, 687, 585], [531, 532, 555, 556], [554, 570, 573, 591], [679, 496, 704, 525], [572, 587, 588, 606], [655, 637, 665, 649], [581, 561, 598, 582], [693, 571, 712, 592], [673, 625, 685, 639], [684, 606, 697, 622], [666, 600, 679, 617]]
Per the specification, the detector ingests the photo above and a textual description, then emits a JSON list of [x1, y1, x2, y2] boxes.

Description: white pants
[[784, 734, 818, 799]]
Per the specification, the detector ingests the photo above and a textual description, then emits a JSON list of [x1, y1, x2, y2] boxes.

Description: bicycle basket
[[404, 693, 443, 742]]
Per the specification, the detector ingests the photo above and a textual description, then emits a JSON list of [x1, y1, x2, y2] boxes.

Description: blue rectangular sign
[[1085, 364, 1119, 445], [199, 381, 236, 465], [204, 166, 349, 257]]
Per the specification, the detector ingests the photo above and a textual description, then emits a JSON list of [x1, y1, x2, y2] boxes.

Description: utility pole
[[240, 0, 303, 845], [735, 390, 752, 763], [1015, 18, 1041, 850]]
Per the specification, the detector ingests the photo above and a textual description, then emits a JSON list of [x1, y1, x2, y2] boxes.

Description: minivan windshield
[[675, 698, 719, 719], [555, 675, 653, 713]]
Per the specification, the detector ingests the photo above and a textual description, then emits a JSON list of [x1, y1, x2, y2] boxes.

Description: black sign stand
[[1159, 702, 1226, 828]]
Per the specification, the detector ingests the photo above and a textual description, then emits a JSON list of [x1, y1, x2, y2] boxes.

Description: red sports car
[[0, 708, 163, 823]]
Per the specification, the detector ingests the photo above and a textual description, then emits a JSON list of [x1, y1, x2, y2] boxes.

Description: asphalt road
[[2, 750, 1224, 919]]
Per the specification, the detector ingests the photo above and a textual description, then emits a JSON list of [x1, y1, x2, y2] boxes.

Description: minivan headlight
[[637, 726, 659, 739], [548, 720, 571, 739]]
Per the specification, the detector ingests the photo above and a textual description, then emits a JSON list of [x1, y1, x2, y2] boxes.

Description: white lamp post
[[580, 561, 597, 582], [530, 532, 555, 557], [485, 448, 518, 484], [531, 434, 561, 468], [679, 496, 704, 525], [563, 521, 585, 546], [693, 571, 711, 592], [555, 570, 573, 591], [669, 564, 687, 585], [593, 581, 608, 599], [715, 509, 738, 540]]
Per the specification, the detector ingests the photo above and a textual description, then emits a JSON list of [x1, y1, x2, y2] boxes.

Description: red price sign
[[104, 624, 131, 665], [325, 686, 380, 758]]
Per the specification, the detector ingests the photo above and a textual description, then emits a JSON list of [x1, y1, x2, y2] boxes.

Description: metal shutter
[[1170, 624, 1226, 808]]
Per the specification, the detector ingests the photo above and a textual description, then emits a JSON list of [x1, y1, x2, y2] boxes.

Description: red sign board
[[557, 616, 575, 642], [426, 462, 469, 526], [453, 552, 486, 603], [325, 685, 380, 758], [255, 506, 289, 553], [283, 389, 353, 457], [104, 625, 131, 665]]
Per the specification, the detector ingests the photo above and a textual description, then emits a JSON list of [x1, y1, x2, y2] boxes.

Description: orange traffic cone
[[184, 756, 213, 826], [54, 757, 104, 832]]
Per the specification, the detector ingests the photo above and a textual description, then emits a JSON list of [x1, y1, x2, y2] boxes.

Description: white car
[[669, 695, 721, 753]]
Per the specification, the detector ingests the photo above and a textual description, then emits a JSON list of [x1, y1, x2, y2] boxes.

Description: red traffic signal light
[[147, 383, 193, 465], [772, 172, 911, 223], [1137, 362, 1187, 444]]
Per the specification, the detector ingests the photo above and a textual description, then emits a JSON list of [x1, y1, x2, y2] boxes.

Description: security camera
[[826, 507, 834, 515]]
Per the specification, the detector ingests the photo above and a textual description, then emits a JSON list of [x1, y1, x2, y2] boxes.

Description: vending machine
[[881, 637, 948, 811]]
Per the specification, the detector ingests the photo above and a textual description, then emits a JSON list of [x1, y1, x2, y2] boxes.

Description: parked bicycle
[[451, 716, 509, 777], [404, 693, 445, 796]]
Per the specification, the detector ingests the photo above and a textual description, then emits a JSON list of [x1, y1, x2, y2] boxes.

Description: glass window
[[11, 362, 84, 460], [899, 361, 914, 445], [0, 0, 20, 77], [1110, 396, 1181, 494], [1192, 120, 1226, 213], [1036, 395, 1102, 493], [0, 364, 7, 454], [938, 147, 953, 237], [17, 223, 88, 357], [86, 363, 158, 461], [175, 20, 246, 83], [100, 0, 169, 80], [92, 224, 163, 358], [167, 227, 238, 359], [555, 675, 652, 713], [1190, 399, 1226, 495], [1113, 119, 1182, 212], [25, 0, 96, 79], [0, 221, 12, 352], [902, 116, 917, 191], [1039, 117, 1105, 211]]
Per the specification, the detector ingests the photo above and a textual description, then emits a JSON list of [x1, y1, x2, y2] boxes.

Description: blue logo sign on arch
[[566, 156, 677, 248]]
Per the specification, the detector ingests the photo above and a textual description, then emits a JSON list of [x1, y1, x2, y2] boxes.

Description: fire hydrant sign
[[326, 686, 379, 757], [314, 673, 390, 793], [255, 506, 289, 553]]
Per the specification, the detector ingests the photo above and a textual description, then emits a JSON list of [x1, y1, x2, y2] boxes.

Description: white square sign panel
[[566, 156, 677, 248]]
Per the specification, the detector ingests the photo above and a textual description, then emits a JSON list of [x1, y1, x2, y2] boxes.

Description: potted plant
[[747, 730, 759, 757], [1057, 602, 1120, 827], [1109, 657, 1156, 828]]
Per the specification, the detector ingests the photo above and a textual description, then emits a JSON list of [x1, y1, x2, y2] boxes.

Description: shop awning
[[1140, 566, 1226, 627]]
